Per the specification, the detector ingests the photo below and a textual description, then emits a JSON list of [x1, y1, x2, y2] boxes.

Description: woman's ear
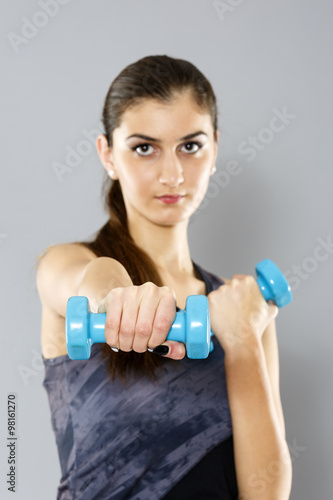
[[213, 130, 219, 163], [96, 134, 118, 180], [209, 130, 219, 176]]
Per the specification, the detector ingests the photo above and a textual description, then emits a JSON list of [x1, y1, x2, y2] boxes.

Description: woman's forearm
[[224, 339, 292, 500], [77, 257, 133, 312]]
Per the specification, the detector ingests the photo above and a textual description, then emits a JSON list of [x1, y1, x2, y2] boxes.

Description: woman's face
[[98, 90, 219, 228]]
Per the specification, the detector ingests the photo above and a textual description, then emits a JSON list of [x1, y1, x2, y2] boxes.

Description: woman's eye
[[132, 144, 154, 156], [181, 141, 202, 154]]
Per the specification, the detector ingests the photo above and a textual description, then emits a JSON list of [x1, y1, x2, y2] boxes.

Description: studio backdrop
[[1, 1, 332, 499]]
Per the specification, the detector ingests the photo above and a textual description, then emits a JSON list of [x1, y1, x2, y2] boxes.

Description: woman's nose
[[158, 155, 184, 187]]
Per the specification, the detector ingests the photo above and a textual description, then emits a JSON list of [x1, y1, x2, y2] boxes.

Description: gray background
[[1, 0, 332, 498]]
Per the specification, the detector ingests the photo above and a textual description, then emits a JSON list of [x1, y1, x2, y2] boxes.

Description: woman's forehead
[[125, 92, 203, 114], [118, 95, 212, 135]]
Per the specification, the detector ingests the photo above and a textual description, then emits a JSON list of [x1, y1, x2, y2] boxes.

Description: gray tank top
[[42, 263, 233, 499]]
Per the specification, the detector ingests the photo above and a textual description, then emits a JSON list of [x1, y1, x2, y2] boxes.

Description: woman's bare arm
[[36, 243, 133, 317], [208, 276, 292, 499], [36, 243, 135, 358], [224, 327, 292, 500], [36, 243, 184, 359]]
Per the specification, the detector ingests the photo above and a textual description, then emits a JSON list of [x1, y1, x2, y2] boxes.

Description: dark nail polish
[[152, 345, 169, 356]]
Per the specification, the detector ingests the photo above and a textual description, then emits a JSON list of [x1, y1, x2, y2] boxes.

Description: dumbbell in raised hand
[[66, 258, 292, 360]]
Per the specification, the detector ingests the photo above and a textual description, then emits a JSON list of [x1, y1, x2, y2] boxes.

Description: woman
[[36, 55, 292, 499]]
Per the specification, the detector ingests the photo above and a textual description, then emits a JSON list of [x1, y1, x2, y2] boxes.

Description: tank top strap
[[192, 261, 224, 294], [175, 263, 224, 312]]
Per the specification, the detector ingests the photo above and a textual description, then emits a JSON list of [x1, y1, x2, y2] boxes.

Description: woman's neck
[[128, 217, 193, 276]]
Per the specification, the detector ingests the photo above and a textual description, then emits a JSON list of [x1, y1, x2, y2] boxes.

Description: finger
[[149, 292, 177, 347], [132, 293, 160, 353], [118, 295, 139, 352], [150, 340, 186, 360], [267, 301, 279, 319], [103, 295, 123, 351], [231, 273, 248, 280]]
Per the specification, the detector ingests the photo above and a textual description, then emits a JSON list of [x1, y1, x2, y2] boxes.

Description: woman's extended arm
[[36, 244, 134, 357], [36, 244, 133, 317], [36, 243, 185, 359], [208, 276, 292, 500]]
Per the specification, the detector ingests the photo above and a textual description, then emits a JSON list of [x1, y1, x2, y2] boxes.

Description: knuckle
[[230, 278, 240, 288], [160, 286, 176, 300], [141, 282, 157, 294], [110, 286, 124, 297], [107, 294, 122, 309], [154, 316, 171, 336], [208, 286, 226, 303], [119, 322, 134, 338], [105, 315, 118, 333], [244, 275, 255, 285], [135, 322, 151, 338], [271, 304, 279, 317], [208, 290, 217, 304]]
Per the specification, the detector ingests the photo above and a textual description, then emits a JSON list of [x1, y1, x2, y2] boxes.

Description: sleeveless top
[[42, 262, 238, 500]]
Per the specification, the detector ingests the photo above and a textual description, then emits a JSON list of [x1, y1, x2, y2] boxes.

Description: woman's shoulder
[[36, 242, 99, 359], [36, 242, 98, 312], [37, 241, 97, 265]]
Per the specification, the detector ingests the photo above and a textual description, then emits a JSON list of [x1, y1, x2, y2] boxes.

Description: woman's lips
[[156, 195, 185, 204]]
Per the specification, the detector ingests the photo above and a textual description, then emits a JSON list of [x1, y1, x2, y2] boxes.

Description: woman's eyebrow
[[125, 131, 208, 142]]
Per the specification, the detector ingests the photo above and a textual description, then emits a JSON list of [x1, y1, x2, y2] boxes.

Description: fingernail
[[147, 348, 153, 352], [111, 346, 119, 352], [152, 345, 169, 356]]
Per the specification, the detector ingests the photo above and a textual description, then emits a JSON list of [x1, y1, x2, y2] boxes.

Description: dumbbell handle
[[84, 306, 192, 346], [88, 313, 111, 344]]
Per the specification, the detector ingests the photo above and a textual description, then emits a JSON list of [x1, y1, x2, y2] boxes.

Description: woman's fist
[[97, 282, 186, 360], [208, 274, 278, 354]]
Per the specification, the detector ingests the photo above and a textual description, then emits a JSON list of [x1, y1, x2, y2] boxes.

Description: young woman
[[36, 55, 292, 500]]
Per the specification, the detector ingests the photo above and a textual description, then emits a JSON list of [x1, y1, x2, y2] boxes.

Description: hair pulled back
[[78, 55, 219, 381]]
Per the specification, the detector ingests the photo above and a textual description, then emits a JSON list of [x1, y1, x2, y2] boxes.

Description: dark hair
[[78, 55, 219, 382]]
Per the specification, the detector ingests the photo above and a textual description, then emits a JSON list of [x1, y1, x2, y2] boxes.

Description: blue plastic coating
[[255, 259, 292, 308]]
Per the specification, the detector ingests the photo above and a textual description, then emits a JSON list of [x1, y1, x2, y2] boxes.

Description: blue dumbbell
[[66, 258, 292, 360], [66, 294, 210, 360]]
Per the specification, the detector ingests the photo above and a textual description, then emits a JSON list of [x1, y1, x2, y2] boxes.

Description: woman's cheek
[[192, 174, 210, 202]]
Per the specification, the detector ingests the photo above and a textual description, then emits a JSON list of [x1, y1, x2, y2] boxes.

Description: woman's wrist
[[223, 331, 264, 367], [77, 257, 133, 313]]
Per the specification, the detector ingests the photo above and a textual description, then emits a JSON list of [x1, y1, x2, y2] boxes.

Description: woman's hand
[[207, 274, 278, 355], [97, 282, 186, 360]]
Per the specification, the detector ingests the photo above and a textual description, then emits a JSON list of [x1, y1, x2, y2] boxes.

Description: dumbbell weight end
[[255, 259, 292, 308]]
